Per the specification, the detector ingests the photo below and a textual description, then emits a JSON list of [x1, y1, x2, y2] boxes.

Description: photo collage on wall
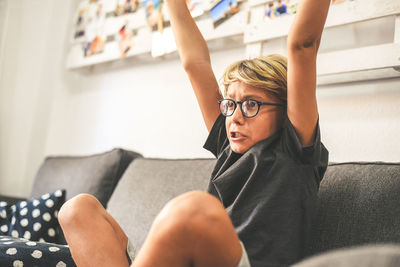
[[115, 0, 139, 57], [71, 0, 242, 61], [264, 0, 298, 20], [332, 0, 355, 4], [263, 0, 355, 21], [74, 0, 107, 57], [209, 0, 240, 27]]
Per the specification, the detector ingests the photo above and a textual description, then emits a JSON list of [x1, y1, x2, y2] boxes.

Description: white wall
[[0, 0, 399, 198], [318, 78, 400, 162], [44, 48, 245, 159], [0, 0, 66, 197]]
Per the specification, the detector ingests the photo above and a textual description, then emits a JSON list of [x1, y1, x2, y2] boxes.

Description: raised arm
[[287, 0, 330, 146], [165, 0, 222, 131]]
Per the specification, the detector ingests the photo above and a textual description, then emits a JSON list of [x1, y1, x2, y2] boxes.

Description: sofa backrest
[[307, 162, 400, 256], [31, 148, 142, 208], [108, 159, 400, 257], [106, 158, 216, 249]]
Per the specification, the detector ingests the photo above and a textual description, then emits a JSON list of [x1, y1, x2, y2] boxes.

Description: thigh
[[134, 191, 243, 267]]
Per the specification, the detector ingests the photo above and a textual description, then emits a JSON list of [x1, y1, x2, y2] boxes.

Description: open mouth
[[230, 132, 244, 139]]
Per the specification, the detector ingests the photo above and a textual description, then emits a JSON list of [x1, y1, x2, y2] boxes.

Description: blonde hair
[[222, 54, 287, 104]]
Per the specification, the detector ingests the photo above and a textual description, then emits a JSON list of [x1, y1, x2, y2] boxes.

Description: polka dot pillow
[[0, 190, 66, 243], [0, 236, 76, 267]]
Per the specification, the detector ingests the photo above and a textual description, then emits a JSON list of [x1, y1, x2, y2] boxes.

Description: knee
[[58, 194, 103, 228], [154, 191, 229, 237]]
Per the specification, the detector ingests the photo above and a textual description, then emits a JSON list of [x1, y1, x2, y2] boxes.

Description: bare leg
[[132, 191, 243, 267], [58, 194, 130, 267]]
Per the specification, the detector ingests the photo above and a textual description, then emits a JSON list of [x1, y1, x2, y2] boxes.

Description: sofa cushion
[[107, 158, 216, 249], [0, 236, 76, 267], [294, 244, 400, 267], [30, 148, 142, 208], [0, 190, 65, 243], [307, 162, 400, 256]]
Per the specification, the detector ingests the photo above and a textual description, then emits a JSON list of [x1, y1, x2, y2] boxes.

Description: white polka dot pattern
[[41, 193, 50, 200], [48, 228, 56, 237], [23, 231, 31, 240], [20, 208, 28, 216], [6, 247, 17, 255], [26, 241, 36, 246], [45, 199, 55, 208], [13, 260, 23, 267], [0, 209, 6, 219], [31, 249, 42, 259], [0, 190, 66, 243], [42, 212, 51, 222], [20, 219, 29, 227], [0, 236, 77, 266], [32, 209, 40, 218], [33, 222, 42, 231], [1, 224, 8, 232], [49, 247, 60, 252]]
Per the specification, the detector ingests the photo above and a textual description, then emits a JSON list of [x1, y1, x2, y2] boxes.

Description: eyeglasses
[[218, 98, 285, 118]]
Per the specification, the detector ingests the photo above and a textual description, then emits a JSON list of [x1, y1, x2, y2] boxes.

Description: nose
[[231, 103, 244, 125]]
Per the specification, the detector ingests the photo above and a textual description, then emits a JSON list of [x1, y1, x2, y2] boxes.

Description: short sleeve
[[281, 116, 329, 179], [203, 114, 230, 158]]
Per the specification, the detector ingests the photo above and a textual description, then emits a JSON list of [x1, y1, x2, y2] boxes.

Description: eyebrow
[[226, 95, 265, 101]]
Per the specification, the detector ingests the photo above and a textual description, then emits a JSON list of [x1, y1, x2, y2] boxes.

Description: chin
[[230, 144, 250, 154]]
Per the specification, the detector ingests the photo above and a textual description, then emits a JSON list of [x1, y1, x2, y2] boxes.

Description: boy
[[58, 0, 330, 266]]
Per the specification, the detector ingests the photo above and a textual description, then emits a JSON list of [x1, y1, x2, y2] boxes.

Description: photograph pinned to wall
[[332, 0, 346, 4], [151, 27, 176, 57], [144, 0, 164, 32], [73, 0, 92, 41], [186, 0, 204, 18], [265, 0, 298, 21], [118, 23, 134, 58], [83, 0, 107, 57], [209, 0, 239, 28], [74, 8, 87, 39], [114, 0, 139, 16]]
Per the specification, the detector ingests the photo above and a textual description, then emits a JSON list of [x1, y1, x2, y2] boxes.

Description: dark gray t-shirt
[[204, 114, 329, 267]]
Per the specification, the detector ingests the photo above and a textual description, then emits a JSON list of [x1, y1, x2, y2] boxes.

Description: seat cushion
[[107, 158, 216, 249], [30, 148, 142, 208], [306, 162, 400, 256]]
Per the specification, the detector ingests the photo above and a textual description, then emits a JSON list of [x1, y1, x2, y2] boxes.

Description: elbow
[[181, 60, 194, 72], [181, 59, 211, 74], [288, 36, 321, 53]]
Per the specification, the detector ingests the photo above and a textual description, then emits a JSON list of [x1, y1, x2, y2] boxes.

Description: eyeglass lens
[[220, 99, 259, 118]]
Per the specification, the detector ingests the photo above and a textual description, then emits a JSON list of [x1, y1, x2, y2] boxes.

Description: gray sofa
[[1, 148, 400, 266]]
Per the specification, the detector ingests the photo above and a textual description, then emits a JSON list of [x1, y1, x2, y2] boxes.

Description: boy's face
[[225, 81, 284, 154]]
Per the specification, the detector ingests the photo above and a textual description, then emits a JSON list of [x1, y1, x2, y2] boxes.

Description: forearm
[[165, 0, 211, 68], [288, 0, 330, 51], [165, 0, 222, 131]]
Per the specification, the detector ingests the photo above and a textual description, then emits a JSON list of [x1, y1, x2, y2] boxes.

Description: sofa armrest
[[0, 195, 26, 205]]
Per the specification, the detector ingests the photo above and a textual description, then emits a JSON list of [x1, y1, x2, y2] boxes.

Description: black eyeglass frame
[[218, 98, 285, 118]]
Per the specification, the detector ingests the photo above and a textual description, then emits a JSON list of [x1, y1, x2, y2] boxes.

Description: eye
[[227, 100, 235, 108], [247, 100, 257, 108], [244, 100, 258, 111]]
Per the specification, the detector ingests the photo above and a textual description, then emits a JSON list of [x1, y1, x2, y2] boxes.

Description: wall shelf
[[67, 0, 400, 85], [66, 0, 248, 69], [245, 0, 400, 85]]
